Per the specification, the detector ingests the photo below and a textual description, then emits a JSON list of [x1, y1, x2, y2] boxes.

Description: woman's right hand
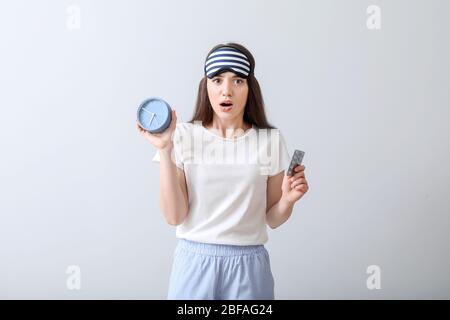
[[136, 109, 177, 150]]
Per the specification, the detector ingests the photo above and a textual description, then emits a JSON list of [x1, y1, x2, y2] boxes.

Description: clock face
[[137, 98, 171, 133]]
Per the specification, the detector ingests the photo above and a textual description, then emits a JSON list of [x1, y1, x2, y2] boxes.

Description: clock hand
[[141, 107, 154, 116], [148, 113, 155, 127], [154, 115, 161, 126]]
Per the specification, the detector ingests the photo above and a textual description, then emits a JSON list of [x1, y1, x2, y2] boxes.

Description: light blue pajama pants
[[167, 238, 275, 300]]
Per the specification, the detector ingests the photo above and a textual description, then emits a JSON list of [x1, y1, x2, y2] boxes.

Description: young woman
[[136, 43, 309, 300]]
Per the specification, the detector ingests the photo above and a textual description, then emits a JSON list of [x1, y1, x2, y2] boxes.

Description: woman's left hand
[[281, 165, 309, 204]]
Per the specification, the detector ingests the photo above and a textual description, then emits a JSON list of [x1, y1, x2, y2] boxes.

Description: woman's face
[[206, 71, 249, 121]]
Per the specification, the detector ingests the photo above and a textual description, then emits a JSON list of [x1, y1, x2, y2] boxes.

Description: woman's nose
[[222, 80, 232, 96]]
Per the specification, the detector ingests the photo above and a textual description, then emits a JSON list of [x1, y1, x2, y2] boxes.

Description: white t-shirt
[[152, 121, 290, 245]]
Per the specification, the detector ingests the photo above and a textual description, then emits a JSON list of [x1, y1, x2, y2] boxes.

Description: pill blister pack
[[287, 149, 305, 176]]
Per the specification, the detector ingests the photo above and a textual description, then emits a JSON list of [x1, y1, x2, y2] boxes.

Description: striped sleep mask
[[204, 46, 252, 79]]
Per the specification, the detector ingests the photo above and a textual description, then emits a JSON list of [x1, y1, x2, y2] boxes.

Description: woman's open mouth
[[220, 102, 233, 112]]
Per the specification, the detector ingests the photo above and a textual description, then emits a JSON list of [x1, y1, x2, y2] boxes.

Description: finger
[[168, 109, 177, 130], [289, 171, 305, 181], [172, 108, 177, 122], [143, 131, 160, 145], [295, 165, 305, 172], [288, 174, 305, 184], [291, 178, 307, 188], [136, 123, 145, 134], [137, 121, 148, 132], [295, 181, 308, 188], [295, 184, 308, 191]]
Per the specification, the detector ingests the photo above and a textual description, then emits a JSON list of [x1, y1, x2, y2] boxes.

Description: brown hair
[[188, 42, 276, 129]]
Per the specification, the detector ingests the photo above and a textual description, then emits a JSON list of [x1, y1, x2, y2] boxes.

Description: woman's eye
[[212, 78, 244, 84]]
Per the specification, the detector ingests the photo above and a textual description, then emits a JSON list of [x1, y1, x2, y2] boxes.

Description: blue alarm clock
[[137, 97, 172, 133]]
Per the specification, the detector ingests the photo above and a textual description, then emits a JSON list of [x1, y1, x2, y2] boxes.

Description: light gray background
[[1, 0, 449, 299]]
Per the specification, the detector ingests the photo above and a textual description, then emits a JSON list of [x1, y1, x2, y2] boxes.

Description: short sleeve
[[151, 150, 160, 162], [151, 124, 184, 170], [268, 129, 291, 177]]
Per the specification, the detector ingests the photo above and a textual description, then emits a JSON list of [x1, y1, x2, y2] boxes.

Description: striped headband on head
[[204, 46, 252, 79]]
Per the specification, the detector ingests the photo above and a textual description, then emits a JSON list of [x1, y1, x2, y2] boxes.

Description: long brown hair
[[188, 42, 276, 129]]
